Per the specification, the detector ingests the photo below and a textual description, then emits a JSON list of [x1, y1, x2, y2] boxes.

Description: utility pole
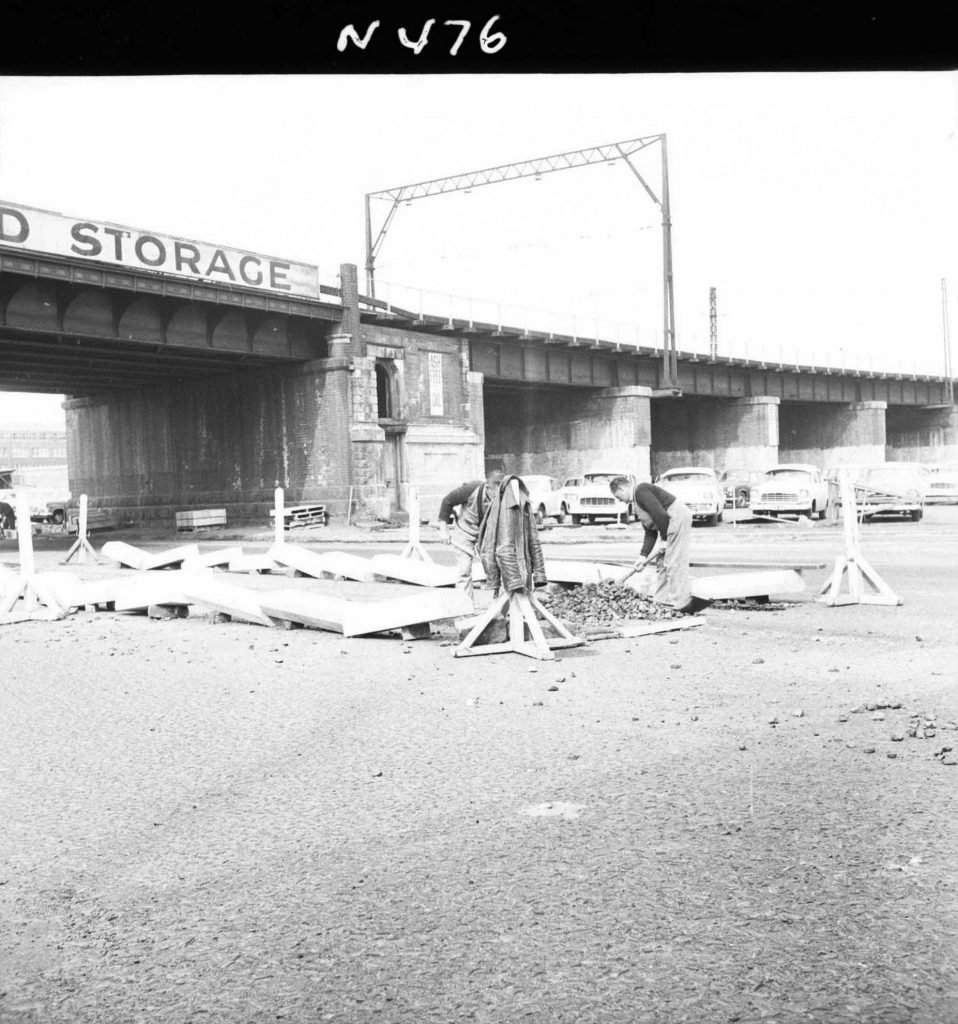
[[944, 278, 954, 405], [709, 286, 718, 359]]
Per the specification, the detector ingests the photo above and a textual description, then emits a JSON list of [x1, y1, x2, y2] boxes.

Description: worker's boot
[[676, 596, 711, 615]]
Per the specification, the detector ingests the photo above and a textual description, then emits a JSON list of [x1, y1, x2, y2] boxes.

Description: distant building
[[0, 429, 68, 466]]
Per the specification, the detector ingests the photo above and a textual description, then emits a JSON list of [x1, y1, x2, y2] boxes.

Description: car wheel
[[571, 514, 581, 525], [705, 513, 719, 527], [910, 509, 923, 522], [556, 503, 568, 524], [52, 509, 65, 525], [735, 489, 749, 508], [535, 504, 546, 526]]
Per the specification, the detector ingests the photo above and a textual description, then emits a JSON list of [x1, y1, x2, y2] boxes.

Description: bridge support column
[[484, 385, 651, 482], [651, 395, 779, 476], [886, 404, 958, 462], [780, 400, 886, 467]]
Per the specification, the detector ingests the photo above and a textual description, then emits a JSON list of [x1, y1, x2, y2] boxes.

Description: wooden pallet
[[176, 508, 227, 531], [268, 504, 328, 528], [67, 508, 115, 534]]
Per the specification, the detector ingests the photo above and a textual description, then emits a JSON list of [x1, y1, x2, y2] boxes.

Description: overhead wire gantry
[[364, 134, 678, 388]]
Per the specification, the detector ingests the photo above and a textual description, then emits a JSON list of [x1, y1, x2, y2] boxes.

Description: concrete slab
[[178, 577, 275, 627], [141, 544, 201, 570], [690, 570, 806, 601], [269, 545, 375, 582], [370, 554, 457, 588], [227, 553, 279, 574], [258, 589, 348, 633], [100, 541, 150, 570], [182, 546, 244, 570], [342, 589, 473, 638], [544, 559, 629, 585]]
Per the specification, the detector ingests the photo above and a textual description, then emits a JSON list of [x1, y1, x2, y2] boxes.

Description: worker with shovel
[[609, 477, 705, 615], [437, 464, 504, 608]]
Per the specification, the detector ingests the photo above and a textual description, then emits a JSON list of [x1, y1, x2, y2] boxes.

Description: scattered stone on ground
[[536, 580, 682, 627]]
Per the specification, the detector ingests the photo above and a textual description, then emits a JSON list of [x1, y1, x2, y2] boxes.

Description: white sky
[[1, 71, 956, 428]]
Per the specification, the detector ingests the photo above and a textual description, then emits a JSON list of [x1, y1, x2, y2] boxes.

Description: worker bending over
[[609, 476, 697, 614], [437, 465, 504, 607]]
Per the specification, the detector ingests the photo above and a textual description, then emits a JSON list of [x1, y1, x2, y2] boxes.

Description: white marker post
[[0, 490, 65, 618], [399, 484, 433, 563], [62, 494, 100, 565], [818, 468, 901, 607], [274, 487, 285, 548]]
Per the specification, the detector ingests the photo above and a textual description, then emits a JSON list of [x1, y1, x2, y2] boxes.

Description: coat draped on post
[[477, 475, 548, 594]]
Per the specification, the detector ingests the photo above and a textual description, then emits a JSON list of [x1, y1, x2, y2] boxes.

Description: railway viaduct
[[1, 201, 955, 522]]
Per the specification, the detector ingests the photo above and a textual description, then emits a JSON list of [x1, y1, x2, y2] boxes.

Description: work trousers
[[449, 525, 477, 607], [653, 500, 692, 609]]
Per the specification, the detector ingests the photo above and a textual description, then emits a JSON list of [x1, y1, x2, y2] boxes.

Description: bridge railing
[[364, 277, 646, 350], [360, 276, 948, 380]]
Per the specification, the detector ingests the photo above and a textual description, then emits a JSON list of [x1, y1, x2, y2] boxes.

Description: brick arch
[[4, 281, 60, 332]]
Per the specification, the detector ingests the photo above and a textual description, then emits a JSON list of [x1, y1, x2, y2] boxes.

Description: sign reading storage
[[0, 200, 319, 299]]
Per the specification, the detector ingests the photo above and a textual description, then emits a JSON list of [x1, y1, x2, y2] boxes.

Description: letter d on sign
[[0, 207, 29, 243]]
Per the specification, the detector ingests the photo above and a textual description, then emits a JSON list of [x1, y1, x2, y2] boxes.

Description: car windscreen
[[584, 474, 620, 485], [662, 473, 712, 483], [763, 470, 812, 483]]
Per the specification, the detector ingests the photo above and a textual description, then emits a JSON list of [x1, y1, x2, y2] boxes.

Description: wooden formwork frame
[[0, 491, 65, 618], [455, 588, 582, 661]]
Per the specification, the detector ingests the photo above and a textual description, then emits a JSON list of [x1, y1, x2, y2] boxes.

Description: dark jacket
[[477, 475, 547, 594], [633, 482, 677, 557]]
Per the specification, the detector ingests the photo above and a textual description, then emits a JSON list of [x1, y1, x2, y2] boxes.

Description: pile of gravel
[[537, 580, 682, 626]]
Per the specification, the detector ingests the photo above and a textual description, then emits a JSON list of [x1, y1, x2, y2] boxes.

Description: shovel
[[616, 552, 660, 585]]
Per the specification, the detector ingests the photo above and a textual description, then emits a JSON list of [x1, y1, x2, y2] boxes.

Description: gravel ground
[[2, 515, 957, 1024]]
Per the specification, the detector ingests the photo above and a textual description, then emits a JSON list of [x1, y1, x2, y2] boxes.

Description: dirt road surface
[[2, 512, 957, 1023]]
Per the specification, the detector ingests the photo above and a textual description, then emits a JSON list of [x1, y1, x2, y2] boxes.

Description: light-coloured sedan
[[751, 464, 829, 520], [520, 474, 568, 523], [655, 467, 724, 526]]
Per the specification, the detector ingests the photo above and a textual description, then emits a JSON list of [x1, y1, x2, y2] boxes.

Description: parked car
[[848, 463, 926, 521], [654, 467, 724, 526], [923, 462, 958, 504], [519, 474, 567, 523], [751, 464, 829, 519], [561, 470, 638, 524], [718, 468, 766, 508]]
